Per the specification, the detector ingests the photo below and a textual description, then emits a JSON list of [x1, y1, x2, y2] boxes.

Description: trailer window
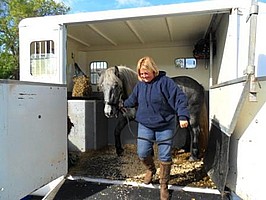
[[175, 58, 197, 69], [30, 40, 56, 76], [90, 61, 107, 84]]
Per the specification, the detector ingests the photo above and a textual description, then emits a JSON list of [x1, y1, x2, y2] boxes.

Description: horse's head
[[98, 66, 123, 118]]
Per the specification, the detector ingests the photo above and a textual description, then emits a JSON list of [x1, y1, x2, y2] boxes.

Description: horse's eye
[[97, 85, 101, 91]]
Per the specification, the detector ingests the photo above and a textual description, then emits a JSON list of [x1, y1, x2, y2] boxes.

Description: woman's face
[[139, 66, 155, 83]]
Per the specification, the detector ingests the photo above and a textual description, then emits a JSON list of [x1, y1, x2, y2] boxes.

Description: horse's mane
[[98, 65, 138, 98], [117, 66, 138, 97]]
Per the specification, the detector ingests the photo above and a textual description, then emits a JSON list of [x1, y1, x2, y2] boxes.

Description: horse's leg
[[188, 102, 207, 160], [198, 102, 209, 157], [187, 110, 201, 161], [114, 116, 127, 156], [188, 124, 200, 161]]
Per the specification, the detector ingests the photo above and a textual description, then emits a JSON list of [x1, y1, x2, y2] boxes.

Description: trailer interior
[[67, 10, 230, 91], [63, 2, 233, 196]]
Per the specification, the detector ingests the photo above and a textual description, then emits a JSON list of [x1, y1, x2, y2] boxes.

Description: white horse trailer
[[1, 0, 266, 199]]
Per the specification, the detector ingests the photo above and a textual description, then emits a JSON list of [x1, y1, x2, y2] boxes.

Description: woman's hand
[[179, 120, 189, 128], [118, 100, 127, 113]]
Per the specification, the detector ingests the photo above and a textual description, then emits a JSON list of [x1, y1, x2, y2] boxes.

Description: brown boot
[[159, 161, 172, 200], [141, 156, 156, 184]]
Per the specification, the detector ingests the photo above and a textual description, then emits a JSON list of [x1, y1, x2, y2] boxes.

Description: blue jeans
[[137, 119, 176, 162]]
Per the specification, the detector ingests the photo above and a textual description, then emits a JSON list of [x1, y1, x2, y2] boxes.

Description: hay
[[69, 144, 216, 189], [72, 75, 92, 97]]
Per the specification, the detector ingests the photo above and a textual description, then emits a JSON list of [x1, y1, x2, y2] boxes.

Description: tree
[[0, 0, 70, 79]]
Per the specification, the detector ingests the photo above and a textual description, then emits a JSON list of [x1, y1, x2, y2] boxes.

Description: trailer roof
[[19, 0, 250, 51]]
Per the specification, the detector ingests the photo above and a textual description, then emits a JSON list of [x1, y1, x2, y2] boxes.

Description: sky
[[56, 0, 199, 13], [55, 0, 266, 14]]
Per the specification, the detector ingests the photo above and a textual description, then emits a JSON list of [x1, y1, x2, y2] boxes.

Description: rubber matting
[[51, 179, 227, 200]]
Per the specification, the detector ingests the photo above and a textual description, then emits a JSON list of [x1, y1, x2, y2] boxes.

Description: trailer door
[[19, 22, 66, 84], [0, 81, 67, 200], [204, 1, 260, 195]]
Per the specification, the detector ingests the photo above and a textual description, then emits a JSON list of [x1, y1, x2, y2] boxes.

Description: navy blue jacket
[[124, 71, 190, 129]]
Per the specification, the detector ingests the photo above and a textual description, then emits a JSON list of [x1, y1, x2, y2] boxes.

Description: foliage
[[0, 52, 17, 79], [0, 0, 70, 79]]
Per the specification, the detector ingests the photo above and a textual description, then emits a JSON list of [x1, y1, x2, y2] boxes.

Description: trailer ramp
[[42, 176, 224, 200]]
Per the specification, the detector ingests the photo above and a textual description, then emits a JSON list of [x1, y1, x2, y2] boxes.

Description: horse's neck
[[122, 81, 129, 100], [121, 71, 138, 99], [122, 80, 134, 100]]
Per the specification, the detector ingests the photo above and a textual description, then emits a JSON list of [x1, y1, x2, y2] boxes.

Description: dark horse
[[98, 66, 208, 161]]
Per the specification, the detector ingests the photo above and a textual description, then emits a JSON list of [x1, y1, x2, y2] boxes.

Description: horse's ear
[[97, 69, 104, 77], [114, 66, 119, 77]]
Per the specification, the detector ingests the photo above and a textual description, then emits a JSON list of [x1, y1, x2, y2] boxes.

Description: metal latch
[[249, 81, 257, 102], [249, 74, 258, 102], [243, 65, 255, 75]]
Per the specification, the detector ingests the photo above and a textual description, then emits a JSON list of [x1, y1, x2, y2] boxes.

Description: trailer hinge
[[249, 74, 258, 102], [246, 4, 259, 22]]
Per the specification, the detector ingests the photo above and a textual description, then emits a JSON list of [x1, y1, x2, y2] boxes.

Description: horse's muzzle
[[104, 103, 119, 118]]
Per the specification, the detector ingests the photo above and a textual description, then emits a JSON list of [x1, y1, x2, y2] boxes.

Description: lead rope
[[121, 108, 181, 144]]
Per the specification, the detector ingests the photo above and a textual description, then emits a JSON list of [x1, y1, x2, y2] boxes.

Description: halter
[[103, 84, 124, 118]]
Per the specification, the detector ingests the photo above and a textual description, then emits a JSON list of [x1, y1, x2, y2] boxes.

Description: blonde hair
[[136, 56, 159, 81]]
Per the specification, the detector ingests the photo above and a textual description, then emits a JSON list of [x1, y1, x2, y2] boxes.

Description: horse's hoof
[[188, 156, 199, 162], [116, 148, 124, 156]]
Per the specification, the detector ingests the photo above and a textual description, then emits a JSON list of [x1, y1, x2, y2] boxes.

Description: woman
[[123, 56, 190, 200]]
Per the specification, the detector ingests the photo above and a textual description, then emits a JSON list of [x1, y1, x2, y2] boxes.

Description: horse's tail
[[198, 98, 209, 158]]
